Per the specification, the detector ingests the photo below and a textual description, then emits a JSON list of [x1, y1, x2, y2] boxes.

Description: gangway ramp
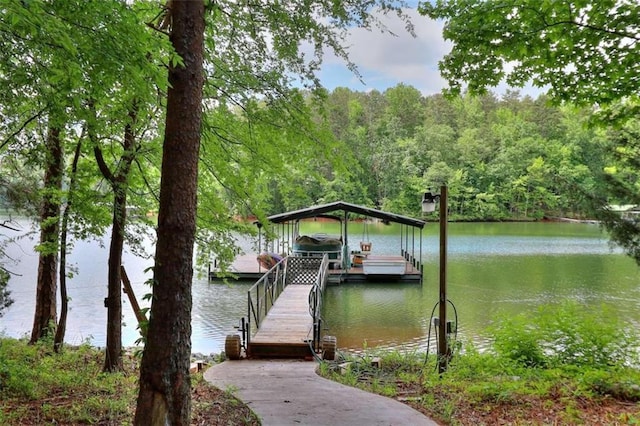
[[225, 255, 336, 360], [249, 284, 314, 357]]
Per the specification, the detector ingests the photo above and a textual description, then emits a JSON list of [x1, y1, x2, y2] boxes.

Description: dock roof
[[267, 201, 426, 229]]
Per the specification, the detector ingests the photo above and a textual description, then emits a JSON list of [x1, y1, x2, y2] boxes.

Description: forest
[[276, 86, 614, 221], [0, 4, 634, 265], [2, 84, 618, 221], [1, 0, 639, 423], [0, 83, 623, 249]]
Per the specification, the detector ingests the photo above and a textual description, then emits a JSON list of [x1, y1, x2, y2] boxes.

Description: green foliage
[[305, 87, 609, 222], [419, 0, 640, 106], [318, 300, 640, 424], [2, 0, 608, 275], [320, 347, 425, 393], [420, 0, 640, 263], [321, 338, 640, 424], [0, 337, 256, 424], [578, 368, 640, 401], [195, 0, 416, 263], [490, 313, 548, 368], [0, 267, 12, 317], [0, 337, 137, 424], [0, 0, 167, 265], [591, 114, 640, 265], [489, 302, 640, 368], [0, 0, 624, 266]]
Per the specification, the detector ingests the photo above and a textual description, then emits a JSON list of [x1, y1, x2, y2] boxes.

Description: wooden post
[[438, 185, 449, 374], [121, 266, 147, 333]]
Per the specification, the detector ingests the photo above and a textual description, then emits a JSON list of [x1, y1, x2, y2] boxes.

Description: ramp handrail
[[309, 254, 330, 351], [245, 258, 287, 350]]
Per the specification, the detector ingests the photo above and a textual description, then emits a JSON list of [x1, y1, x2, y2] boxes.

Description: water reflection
[[2, 220, 639, 355], [322, 283, 425, 351], [191, 279, 253, 354], [322, 222, 639, 355]]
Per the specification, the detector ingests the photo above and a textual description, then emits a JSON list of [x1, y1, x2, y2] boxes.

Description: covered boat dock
[[210, 201, 426, 284]]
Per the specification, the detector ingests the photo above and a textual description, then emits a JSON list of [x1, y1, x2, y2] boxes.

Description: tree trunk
[[103, 183, 126, 371], [30, 125, 63, 343], [54, 137, 83, 353], [134, 1, 205, 425], [92, 104, 139, 372]]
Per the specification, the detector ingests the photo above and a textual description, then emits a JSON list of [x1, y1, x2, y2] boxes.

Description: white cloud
[[348, 10, 449, 69], [318, 8, 545, 98], [319, 8, 452, 95]]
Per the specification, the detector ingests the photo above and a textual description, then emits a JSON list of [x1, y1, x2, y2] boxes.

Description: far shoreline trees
[[289, 88, 611, 223], [420, 0, 640, 263]]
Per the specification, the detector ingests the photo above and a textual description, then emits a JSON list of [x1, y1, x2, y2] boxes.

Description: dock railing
[[402, 248, 424, 280], [291, 248, 342, 270]]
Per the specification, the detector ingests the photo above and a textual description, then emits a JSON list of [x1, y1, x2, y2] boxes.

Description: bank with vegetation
[[319, 302, 640, 425], [2, 1, 640, 424], [2, 302, 638, 425], [0, 336, 260, 425]]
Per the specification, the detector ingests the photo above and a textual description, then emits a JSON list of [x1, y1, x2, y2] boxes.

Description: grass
[[0, 338, 137, 424], [3, 302, 639, 425], [0, 337, 259, 425], [320, 347, 640, 425]]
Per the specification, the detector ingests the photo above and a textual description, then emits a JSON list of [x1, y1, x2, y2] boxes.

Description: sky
[[316, 7, 544, 98]]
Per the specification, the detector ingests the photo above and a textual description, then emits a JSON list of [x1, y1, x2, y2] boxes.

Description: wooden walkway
[[248, 284, 314, 358], [210, 254, 423, 283]]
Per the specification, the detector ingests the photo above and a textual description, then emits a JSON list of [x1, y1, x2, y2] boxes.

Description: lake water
[[2, 219, 639, 355]]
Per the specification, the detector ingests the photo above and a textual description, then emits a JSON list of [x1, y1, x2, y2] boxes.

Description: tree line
[[271, 87, 613, 222]]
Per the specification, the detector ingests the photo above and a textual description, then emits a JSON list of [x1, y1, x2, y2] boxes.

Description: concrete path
[[204, 359, 439, 426]]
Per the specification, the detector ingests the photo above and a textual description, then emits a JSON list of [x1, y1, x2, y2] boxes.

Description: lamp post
[[422, 185, 450, 373]]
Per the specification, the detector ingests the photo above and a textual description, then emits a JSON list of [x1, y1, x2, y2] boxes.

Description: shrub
[[489, 301, 639, 369], [0, 269, 13, 317], [490, 313, 547, 367]]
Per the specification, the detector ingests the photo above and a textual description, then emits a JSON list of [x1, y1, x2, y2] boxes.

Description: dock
[[210, 201, 426, 284], [210, 253, 423, 284], [225, 255, 335, 360], [249, 284, 314, 358]]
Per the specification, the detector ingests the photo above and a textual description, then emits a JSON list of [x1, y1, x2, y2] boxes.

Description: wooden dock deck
[[248, 284, 314, 358], [210, 254, 423, 284], [209, 255, 268, 281]]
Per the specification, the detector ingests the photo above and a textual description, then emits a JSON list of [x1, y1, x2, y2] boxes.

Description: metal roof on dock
[[267, 201, 426, 228]]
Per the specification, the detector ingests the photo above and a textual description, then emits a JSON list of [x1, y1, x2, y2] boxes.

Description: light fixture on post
[[422, 185, 450, 373], [421, 191, 439, 213]]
